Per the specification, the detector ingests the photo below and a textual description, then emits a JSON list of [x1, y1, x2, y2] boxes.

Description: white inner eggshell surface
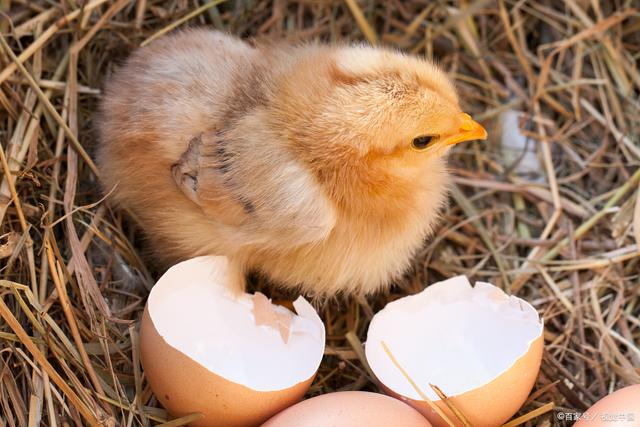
[[366, 275, 543, 400], [148, 256, 325, 392]]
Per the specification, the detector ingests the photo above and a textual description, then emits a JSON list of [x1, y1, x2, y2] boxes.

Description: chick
[[97, 29, 486, 296]]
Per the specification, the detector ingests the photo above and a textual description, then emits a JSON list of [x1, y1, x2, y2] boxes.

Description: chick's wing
[[173, 131, 336, 249]]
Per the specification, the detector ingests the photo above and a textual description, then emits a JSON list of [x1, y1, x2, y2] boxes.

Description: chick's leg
[[224, 254, 248, 296]]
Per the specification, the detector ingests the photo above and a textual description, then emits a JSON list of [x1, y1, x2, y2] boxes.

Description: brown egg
[[365, 276, 544, 427], [262, 391, 432, 426], [140, 256, 325, 427], [574, 385, 640, 426]]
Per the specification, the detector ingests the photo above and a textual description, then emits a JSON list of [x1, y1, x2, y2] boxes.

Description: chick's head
[[271, 45, 487, 216]]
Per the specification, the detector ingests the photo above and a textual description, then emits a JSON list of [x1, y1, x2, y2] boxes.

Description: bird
[[97, 29, 487, 297]]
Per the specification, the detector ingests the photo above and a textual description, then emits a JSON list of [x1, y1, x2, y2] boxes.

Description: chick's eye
[[411, 135, 439, 151]]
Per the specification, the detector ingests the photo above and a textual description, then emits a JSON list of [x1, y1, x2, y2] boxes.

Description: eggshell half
[[261, 391, 432, 427], [574, 385, 640, 426], [140, 256, 325, 427], [366, 276, 544, 427]]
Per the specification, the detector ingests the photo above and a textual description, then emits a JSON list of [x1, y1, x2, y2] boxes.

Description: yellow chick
[[97, 29, 486, 296]]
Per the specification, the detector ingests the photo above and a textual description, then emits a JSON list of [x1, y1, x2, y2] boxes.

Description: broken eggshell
[[365, 276, 544, 427], [140, 256, 325, 427]]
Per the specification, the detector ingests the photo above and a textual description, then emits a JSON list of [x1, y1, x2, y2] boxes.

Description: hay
[[0, 1, 638, 425]]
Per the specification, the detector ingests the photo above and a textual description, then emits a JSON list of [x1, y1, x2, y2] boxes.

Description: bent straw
[[380, 341, 456, 427]]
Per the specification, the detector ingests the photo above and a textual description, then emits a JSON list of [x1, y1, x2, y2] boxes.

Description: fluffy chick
[[97, 29, 486, 296]]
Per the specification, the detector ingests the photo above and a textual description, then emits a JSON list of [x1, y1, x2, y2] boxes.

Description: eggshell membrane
[[366, 276, 544, 427], [261, 391, 432, 427], [574, 385, 640, 426], [140, 256, 325, 427]]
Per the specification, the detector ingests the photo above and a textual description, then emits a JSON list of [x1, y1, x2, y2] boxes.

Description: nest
[[0, 1, 638, 426]]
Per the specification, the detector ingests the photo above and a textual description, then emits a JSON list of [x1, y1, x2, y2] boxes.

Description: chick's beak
[[440, 113, 487, 146]]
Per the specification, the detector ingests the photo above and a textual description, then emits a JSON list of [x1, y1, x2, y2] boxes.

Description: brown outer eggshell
[[574, 384, 640, 426], [261, 391, 432, 427], [140, 307, 315, 427], [386, 334, 544, 427]]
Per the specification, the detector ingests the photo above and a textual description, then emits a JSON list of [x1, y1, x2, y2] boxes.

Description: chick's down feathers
[[98, 29, 486, 296]]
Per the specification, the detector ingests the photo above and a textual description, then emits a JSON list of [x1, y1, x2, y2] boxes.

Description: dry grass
[[0, 1, 639, 426]]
